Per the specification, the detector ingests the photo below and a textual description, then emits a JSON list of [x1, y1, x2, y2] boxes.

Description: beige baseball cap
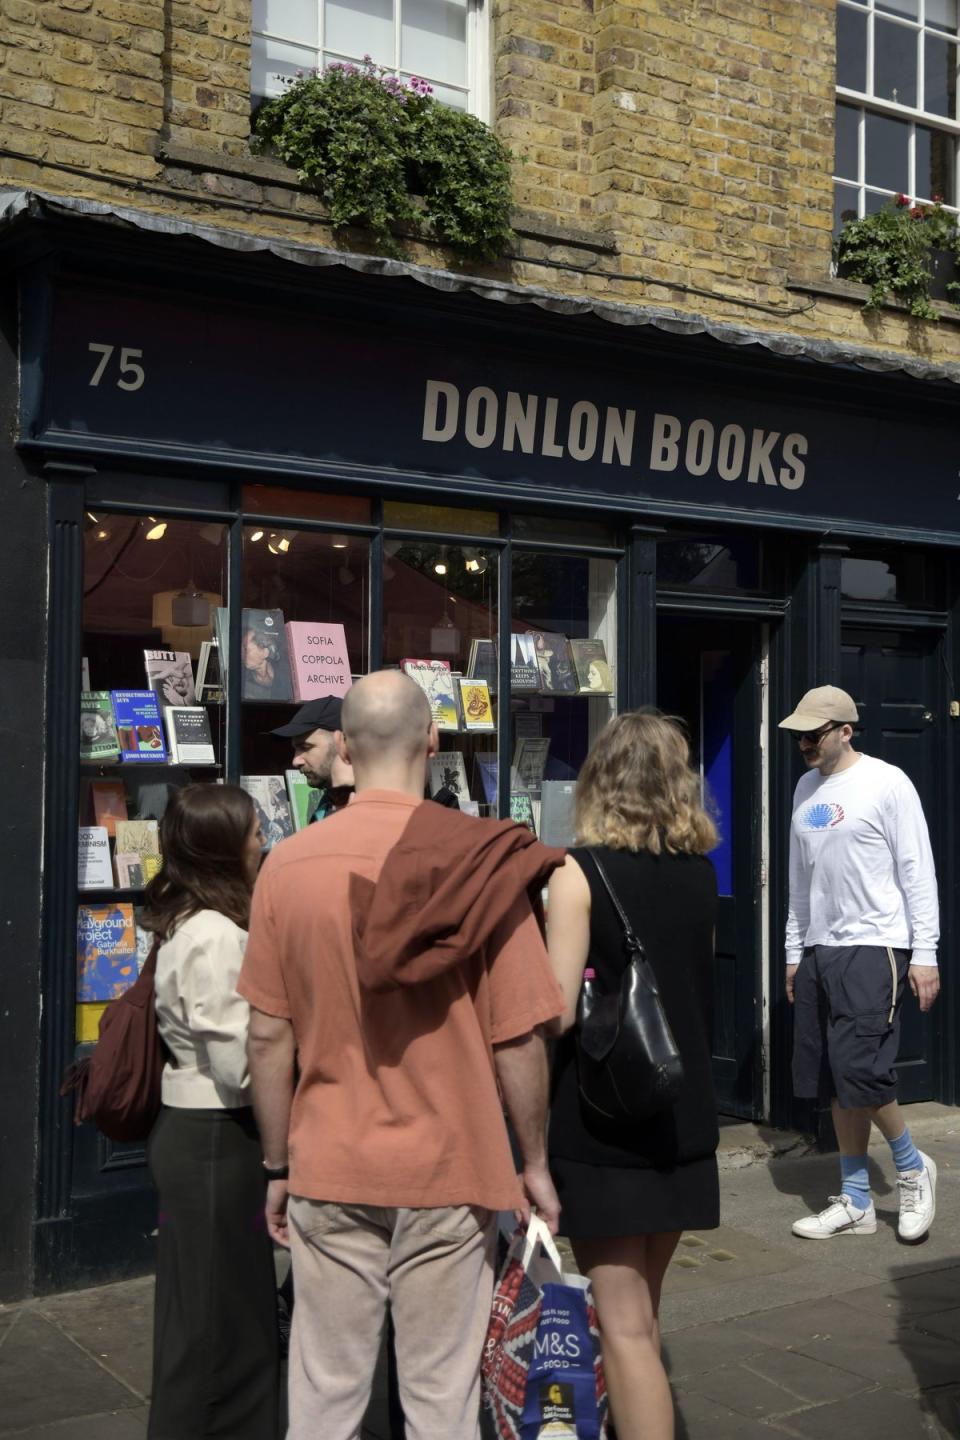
[[779, 685, 859, 732]]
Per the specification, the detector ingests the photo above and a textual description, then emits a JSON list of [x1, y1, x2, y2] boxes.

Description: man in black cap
[[271, 697, 354, 821]]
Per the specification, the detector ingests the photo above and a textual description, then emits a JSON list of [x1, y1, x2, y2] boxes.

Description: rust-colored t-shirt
[[238, 790, 564, 1210]]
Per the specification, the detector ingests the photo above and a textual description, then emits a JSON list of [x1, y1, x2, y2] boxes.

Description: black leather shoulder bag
[[575, 849, 685, 1122]]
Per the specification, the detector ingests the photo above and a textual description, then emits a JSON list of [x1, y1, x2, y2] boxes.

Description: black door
[[841, 627, 942, 1103], [657, 618, 763, 1118]]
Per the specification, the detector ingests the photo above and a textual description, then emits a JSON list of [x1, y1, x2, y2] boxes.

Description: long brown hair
[[141, 784, 257, 939], [575, 709, 719, 855]]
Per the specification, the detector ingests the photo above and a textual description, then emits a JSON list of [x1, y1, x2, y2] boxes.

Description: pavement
[[2, 1102, 960, 1439]]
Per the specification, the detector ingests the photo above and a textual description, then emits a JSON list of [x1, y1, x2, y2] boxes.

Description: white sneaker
[[897, 1152, 937, 1243], [792, 1194, 877, 1239]]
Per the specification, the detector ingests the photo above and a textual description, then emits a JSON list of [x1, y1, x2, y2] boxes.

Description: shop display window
[[657, 534, 765, 592]]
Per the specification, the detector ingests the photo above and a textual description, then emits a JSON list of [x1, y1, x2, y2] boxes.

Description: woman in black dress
[[547, 710, 719, 1440]]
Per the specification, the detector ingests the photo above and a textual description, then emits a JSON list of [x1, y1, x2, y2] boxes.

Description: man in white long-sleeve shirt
[[780, 685, 940, 1243]]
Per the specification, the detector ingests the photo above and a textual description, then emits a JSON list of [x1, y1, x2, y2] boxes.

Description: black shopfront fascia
[[12, 231, 960, 1293]]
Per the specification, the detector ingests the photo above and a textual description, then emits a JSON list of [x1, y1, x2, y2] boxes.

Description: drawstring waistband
[[886, 947, 898, 1027]]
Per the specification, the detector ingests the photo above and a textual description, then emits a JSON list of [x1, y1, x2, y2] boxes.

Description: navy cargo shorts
[[792, 944, 911, 1110]]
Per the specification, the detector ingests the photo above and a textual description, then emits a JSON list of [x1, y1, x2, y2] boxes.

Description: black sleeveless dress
[[548, 845, 720, 1237]]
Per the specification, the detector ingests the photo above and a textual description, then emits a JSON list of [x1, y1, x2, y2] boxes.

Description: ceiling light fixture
[[433, 545, 449, 577], [249, 530, 265, 543], [464, 549, 488, 575], [144, 520, 167, 541]]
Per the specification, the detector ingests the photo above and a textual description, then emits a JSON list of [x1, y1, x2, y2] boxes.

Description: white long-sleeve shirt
[[785, 753, 939, 969], [154, 909, 252, 1108]]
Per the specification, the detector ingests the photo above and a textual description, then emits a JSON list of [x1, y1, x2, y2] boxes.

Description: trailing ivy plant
[[252, 59, 514, 262], [834, 194, 960, 320]]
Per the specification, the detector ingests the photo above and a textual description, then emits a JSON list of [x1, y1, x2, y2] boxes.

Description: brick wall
[[2, 0, 960, 360]]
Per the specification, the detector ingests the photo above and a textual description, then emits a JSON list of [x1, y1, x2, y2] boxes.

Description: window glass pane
[[865, 111, 910, 189], [834, 182, 861, 233], [915, 124, 956, 201], [864, 187, 891, 211], [877, 0, 918, 16], [926, 0, 958, 33], [325, 0, 395, 66], [254, 0, 318, 43], [874, 17, 918, 105], [511, 513, 620, 545], [924, 34, 957, 117], [242, 486, 372, 523], [252, 34, 318, 98], [401, 0, 467, 86], [837, 5, 868, 90], [841, 550, 936, 604], [657, 538, 764, 591], [835, 101, 860, 179], [382, 542, 499, 813], [383, 500, 500, 536]]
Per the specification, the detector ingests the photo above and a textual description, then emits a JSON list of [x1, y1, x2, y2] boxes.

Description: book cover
[[111, 691, 168, 763], [540, 780, 579, 847], [78, 827, 113, 890], [90, 781, 128, 838], [509, 792, 537, 834], [164, 706, 216, 765], [460, 800, 481, 817], [401, 659, 459, 731], [142, 854, 163, 883], [214, 607, 231, 685], [240, 775, 294, 849], [569, 639, 615, 695], [429, 752, 469, 800], [195, 640, 223, 704], [531, 633, 579, 694], [285, 769, 321, 831], [76, 902, 138, 1002], [285, 622, 354, 701], [466, 639, 498, 692], [458, 677, 496, 731], [144, 649, 197, 707], [75, 1002, 108, 1044], [133, 907, 153, 972], [134, 781, 177, 822], [509, 634, 540, 693], [115, 819, 161, 858], [114, 852, 146, 889], [80, 691, 120, 763], [241, 609, 293, 701], [475, 751, 498, 806], [513, 737, 551, 791]]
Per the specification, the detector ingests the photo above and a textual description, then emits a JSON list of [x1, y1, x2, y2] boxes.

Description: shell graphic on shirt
[[799, 801, 845, 831]]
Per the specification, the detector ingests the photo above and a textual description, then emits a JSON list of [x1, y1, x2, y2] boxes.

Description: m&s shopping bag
[[482, 1216, 608, 1439]]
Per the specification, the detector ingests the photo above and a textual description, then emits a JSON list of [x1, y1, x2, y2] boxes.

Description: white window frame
[[834, 0, 960, 216], [253, 0, 490, 122]]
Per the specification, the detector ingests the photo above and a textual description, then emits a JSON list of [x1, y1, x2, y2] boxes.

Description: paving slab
[[765, 1382, 949, 1439], [661, 1321, 773, 1381], [681, 1362, 834, 1423], [836, 1265, 960, 1321], [0, 1313, 142, 1435], [672, 1386, 789, 1439], [35, 1278, 153, 1399], [733, 1346, 872, 1406], [4, 1412, 148, 1439]]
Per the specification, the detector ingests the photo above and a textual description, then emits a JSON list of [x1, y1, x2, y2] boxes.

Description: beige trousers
[[286, 1197, 497, 1440]]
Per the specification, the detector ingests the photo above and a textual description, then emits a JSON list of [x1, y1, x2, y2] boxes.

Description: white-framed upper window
[[834, 0, 960, 230], [252, 0, 490, 121]]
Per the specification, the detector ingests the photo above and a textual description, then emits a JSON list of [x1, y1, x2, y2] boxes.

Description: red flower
[[932, 192, 944, 203], [895, 193, 910, 207], [909, 206, 924, 219]]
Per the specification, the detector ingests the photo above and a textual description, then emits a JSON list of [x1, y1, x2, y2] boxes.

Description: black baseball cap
[[269, 697, 344, 739]]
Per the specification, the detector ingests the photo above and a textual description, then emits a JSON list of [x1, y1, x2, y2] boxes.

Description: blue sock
[[889, 1127, 923, 1174], [840, 1155, 870, 1211]]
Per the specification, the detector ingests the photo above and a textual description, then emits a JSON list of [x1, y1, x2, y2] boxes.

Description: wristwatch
[[263, 1162, 289, 1181]]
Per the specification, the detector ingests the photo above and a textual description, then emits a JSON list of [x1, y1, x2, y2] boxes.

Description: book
[[78, 827, 113, 890], [80, 691, 120, 763], [76, 902, 138, 1002], [195, 640, 223, 704], [540, 780, 578, 846], [513, 737, 551, 791], [475, 751, 498, 806], [460, 800, 481, 818], [401, 659, 459, 731], [467, 639, 498, 692], [89, 781, 128, 838], [509, 792, 537, 834], [114, 852, 146, 889], [142, 854, 163, 883], [144, 648, 197, 707], [240, 775, 294, 849], [164, 706, 216, 765], [531, 633, 578, 694], [458, 677, 496, 731], [115, 819, 161, 859], [569, 639, 615, 695], [514, 711, 543, 739], [81, 657, 90, 693], [111, 691, 168, 763], [75, 1002, 108, 1044], [133, 907, 153, 971], [214, 607, 231, 686], [241, 608, 293, 701], [285, 769, 321, 831], [134, 781, 177, 821], [509, 634, 540, 693], [429, 752, 469, 800], [285, 621, 353, 701]]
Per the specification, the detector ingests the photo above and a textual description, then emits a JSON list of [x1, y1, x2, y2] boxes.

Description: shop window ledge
[[787, 276, 960, 325]]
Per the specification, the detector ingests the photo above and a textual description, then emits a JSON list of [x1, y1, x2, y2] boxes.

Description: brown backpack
[[61, 940, 167, 1143]]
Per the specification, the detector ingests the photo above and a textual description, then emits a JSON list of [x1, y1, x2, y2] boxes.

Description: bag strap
[[520, 1214, 564, 1278], [585, 849, 646, 959]]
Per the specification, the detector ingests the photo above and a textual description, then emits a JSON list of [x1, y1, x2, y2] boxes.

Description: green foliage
[[252, 60, 514, 261], [834, 196, 960, 320]]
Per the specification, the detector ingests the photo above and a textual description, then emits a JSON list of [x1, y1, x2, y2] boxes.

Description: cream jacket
[[155, 909, 251, 1109]]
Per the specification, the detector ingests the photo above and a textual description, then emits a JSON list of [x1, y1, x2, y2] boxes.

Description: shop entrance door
[[657, 618, 764, 1119], [841, 627, 942, 1103]]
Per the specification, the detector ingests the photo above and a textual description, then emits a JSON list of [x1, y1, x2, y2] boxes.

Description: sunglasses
[[797, 721, 844, 745]]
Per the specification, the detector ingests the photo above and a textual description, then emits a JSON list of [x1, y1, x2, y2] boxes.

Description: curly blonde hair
[[575, 709, 718, 855]]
